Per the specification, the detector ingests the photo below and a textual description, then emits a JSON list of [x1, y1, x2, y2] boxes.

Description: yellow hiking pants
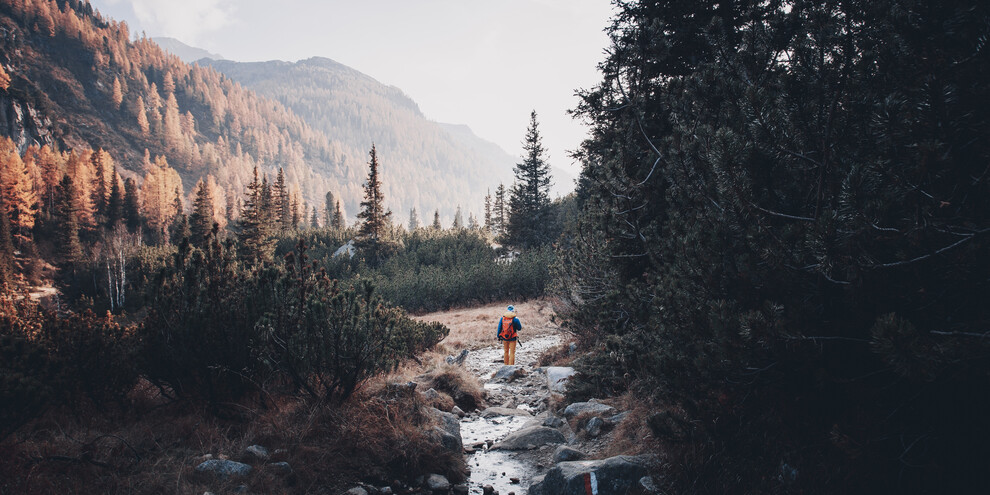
[[503, 340, 516, 365]]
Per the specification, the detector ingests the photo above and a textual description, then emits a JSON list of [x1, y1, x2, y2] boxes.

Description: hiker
[[496, 305, 522, 365]]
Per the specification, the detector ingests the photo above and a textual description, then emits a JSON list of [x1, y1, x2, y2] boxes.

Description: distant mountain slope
[[203, 57, 530, 220], [0, 0, 350, 213], [152, 37, 224, 63]]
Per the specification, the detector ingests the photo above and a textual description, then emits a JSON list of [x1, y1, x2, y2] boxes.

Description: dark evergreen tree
[[408, 207, 419, 231], [432, 210, 442, 230], [452, 206, 463, 230], [0, 194, 14, 286], [493, 183, 507, 239], [323, 191, 335, 227], [274, 167, 290, 231], [310, 206, 319, 229], [105, 167, 124, 229], [238, 167, 275, 263], [189, 179, 214, 248], [560, 1, 990, 492], [356, 144, 392, 260], [484, 189, 492, 233], [506, 111, 552, 247], [332, 200, 345, 231], [122, 178, 142, 233], [53, 174, 83, 265]]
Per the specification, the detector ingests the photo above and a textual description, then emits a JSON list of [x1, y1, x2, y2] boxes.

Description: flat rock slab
[[492, 365, 527, 381], [545, 367, 576, 393], [195, 459, 253, 479], [528, 455, 650, 495], [562, 401, 616, 419], [494, 426, 566, 450], [481, 406, 533, 418]]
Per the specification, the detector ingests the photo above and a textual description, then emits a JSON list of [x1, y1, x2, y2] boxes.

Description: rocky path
[[460, 334, 564, 495]]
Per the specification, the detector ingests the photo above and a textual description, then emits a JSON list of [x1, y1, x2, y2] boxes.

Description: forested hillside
[[202, 57, 524, 219], [0, 0, 363, 215]]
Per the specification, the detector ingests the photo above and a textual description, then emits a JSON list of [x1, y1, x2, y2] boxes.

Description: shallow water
[[461, 334, 562, 495]]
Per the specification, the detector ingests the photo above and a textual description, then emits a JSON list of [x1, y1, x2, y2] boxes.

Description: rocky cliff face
[[0, 92, 55, 152]]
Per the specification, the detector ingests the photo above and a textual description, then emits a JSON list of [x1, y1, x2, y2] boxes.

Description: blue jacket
[[497, 312, 521, 341]]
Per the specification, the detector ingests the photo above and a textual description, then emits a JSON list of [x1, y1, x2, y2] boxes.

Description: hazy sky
[[88, 0, 615, 177]]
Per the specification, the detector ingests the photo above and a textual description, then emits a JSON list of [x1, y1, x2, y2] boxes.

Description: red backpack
[[499, 316, 517, 340]]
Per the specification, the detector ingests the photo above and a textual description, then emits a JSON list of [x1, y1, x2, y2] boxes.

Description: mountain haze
[[152, 36, 224, 63], [203, 56, 530, 221]]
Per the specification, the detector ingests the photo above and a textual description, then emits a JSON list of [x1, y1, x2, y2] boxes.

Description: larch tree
[[140, 155, 182, 240], [135, 95, 149, 136], [0, 139, 37, 238], [110, 76, 123, 110], [506, 111, 552, 248]]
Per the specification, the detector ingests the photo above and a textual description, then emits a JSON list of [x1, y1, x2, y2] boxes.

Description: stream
[[460, 334, 562, 495]]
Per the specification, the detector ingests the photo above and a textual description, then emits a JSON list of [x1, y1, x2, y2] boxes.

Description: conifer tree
[[506, 111, 552, 247], [123, 178, 141, 233], [54, 174, 83, 264], [238, 167, 274, 263], [408, 208, 420, 231], [468, 213, 479, 230], [323, 191, 335, 227], [274, 168, 290, 231], [493, 183, 507, 238], [106, 166, 124, 228], [0, 194, 13, 286], [110, 76, 123, 110], [484, 189, 492, 233], [432, 210, 442, 230], [189, 178, 215, 248], [310, 206, 319, 229], [332, 200, 345, 231], [356, 145, 391, 256], [453, 206, 464, 230]]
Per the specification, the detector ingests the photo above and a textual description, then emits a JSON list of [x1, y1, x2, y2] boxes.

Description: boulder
[[481, 407, 533, 418], [553, 446, 586, 463], [268, 461, 292, 475], [195, 459, 252, 479], [334, 240, 356, 258], [429, 407, 463, 454], [543, 416, 566, 428], [424, 388, 441, 400], [452, 484, 469, 495], [386, 381, 418, 397], [346, 487, 369, 495], [492, 365, 526, 382], [585, 417, 605, 437], [243, 444, 270, 461], [561, 401, 616, 419], [425, 474, 451, 492], [494, 426, 566, 450], [446, 349, 469, 366], [452, 406, 466, 417], [528, 456, 650, 495], [608, 412, 630, 425], [545, 367, 576, 393], [482, 485, 495, 495]]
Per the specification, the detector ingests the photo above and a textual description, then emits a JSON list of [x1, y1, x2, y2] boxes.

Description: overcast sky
[[88, 0, 615, 177]]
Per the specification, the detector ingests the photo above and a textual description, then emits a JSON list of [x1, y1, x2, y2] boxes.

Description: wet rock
[[561, 401, 616, 419], [426, 474, 450, 492], [545, 367, 576, 393], [553, 446, 586, 463], [568, 342, 577, 355], [243, 444, 270, 461], [346, 487, 369, 495], [528, 456, 650, 495], [494, 426, 566, 450], [195, 459, 252, 479], [482, 485, 495, 495], [268, 461, 292, 475], [452, 406, 466, 417], [481, 406, 532, 418], [380, 487, 393, 495], [446, 349, 469, 366], [429, 407, 463, 454], [492, 365, 526, 382], [585, 417, 605, 437]]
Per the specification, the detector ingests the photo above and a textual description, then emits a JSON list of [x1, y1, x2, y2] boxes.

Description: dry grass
[[414, 298, 559, 350]]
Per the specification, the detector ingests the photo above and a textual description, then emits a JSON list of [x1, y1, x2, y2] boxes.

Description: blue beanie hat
[[507, 305, 515, 312]]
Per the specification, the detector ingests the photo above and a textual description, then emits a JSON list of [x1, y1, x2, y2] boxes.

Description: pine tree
[[494, 183, 507, 238], [106, 165, 124, 228], [453, 206, 464, 229], [432, 210, 442, 230], [168, 188, 188, 245], [290, 190, 301, 229], [468, 213, 479, 230], [123, 178, 141, 233], [506, 111, 552, 247], [110, 76, 123, 110], [484, 189, 492, 233], [0, 194, 14, 286], [238, 167, 274, 263], [332, 200, 345, 231], [408, 208, 420, 231], [135, 95, 149, 136], [189, 178, 215, 248], [310, 206, 319, 229], [274, 168, 290, 231], [54, 174, 83, 264], [356, 145, 392, 259], [323, 191, 335, 227]]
